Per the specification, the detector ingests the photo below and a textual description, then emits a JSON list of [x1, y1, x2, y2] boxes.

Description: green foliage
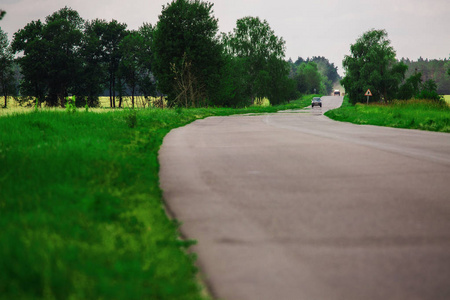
[[325, 100, 450, 132], [65, 96, 77, 113], [103, 20, 128, 108], [290, 56, 341, 95], [401, 57, 450, 94], [295, 62, 325, 94], [78, 19, 110, 107], [416, 79, 443, 102], [222, 16, 294, 105], [12, 7, 84, 107], [152, 0, 225, 107], [0, 28, 15, 108], [81, 19, 128, 108], [0, 10, 5, 20], [342, 29, 407, 104], [397, 72, 422, 100], [135, 23, 156, 99]]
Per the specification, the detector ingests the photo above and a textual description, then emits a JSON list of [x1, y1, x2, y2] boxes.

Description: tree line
[[288, 56, 341, 95], [400, 57, 450, 95], [2, 1, 331, 109], [341, 29, 449, 105]]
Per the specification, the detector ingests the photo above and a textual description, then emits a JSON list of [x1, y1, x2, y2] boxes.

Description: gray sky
[[1, 0, 449, 75]]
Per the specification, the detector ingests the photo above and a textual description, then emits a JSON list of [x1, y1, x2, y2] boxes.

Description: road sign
[[365, 89, 372, 104]]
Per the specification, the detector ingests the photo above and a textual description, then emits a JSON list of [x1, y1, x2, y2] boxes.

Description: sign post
[[365, 89, 372, 104]]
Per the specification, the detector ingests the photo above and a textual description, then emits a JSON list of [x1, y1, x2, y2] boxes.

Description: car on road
[[311, 97, 322, 108]]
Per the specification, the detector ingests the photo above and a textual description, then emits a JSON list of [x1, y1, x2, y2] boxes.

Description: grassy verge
[[0, 96, 312, 299], [325, 98, 450, 133], [1, 95, 317, 116]]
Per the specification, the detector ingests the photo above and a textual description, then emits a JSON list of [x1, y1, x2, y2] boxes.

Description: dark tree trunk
[[112, 74, 116, 108], [109, 74, 113, 108]]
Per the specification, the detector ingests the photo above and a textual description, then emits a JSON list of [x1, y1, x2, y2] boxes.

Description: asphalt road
[[159, 96, 450, 300]]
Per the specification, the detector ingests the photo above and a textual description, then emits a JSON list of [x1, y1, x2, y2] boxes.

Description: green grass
[[0, 96, 312, 299], [325, 98, 450, 133]]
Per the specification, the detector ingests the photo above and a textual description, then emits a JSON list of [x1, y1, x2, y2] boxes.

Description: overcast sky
[[1, 0, 449, 75]]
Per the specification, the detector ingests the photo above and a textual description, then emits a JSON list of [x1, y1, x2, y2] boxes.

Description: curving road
[[159, 96, 450, 300]]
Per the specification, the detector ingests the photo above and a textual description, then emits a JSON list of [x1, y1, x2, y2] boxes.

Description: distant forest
[[287, 56, 450, 96], [287, 56, 341, 95], [400, 58, 450, 94]]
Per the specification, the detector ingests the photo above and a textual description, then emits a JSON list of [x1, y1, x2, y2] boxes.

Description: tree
[[310, 57, 340, 94], [295, 62, 324, 94], [401, 57, 450, 95], [416, 79, 443, 102], [44, 7, 84, 106], [0, 10, 5, 20], [77, 19, 110, 107], [136, 23, 156, 102], [12, 7, 84, 107], [265, 56, 297, 104], [117, 24, 156, 108], [396, 72, 422, 100], [152, 0, 225, 107], [222, 16, 292, 105], [342, 29, 407, 104], [12, 20, 47, 105], [103, 20, 127, 108], [0, 28, 15, 108]]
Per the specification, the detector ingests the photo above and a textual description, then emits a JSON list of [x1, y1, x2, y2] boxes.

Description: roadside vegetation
[[325, 96, 450, 133], [330, 28, 450, 133], [0, 96, 313, 299]]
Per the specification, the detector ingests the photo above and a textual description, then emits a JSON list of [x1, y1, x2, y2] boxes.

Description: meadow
[[325, 96, 450, 133], [0, 96, 314, 299], [444, 95, 450, 105]]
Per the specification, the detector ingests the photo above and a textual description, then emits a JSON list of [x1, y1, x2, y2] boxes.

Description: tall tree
[[12, 20, 47, 105], [119, 31, 140, 108], [43, 7, 84, 106], [289, 56, 341, 95], [103, 20, 127, 108], [295, 62, 324, 94], [12, 7, 84, 107], [0, 28, 15, 108], [78, 19, 109, 107], [222, 16, 292, 105], [152, 0, 225, 107], [136, 23, 156, 102], [119, 24, 155, 108], [341, 29, 407, 104]]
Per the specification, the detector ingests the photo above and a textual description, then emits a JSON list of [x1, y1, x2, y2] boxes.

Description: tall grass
[[0, 96, 312, 299], [325, 99, 450, 133]]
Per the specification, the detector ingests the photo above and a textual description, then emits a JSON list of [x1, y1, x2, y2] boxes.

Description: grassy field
[[325, 97, 450, 133], [444, 95, 450, 105], [1, 96, 273, 117], [0, 95, 314, 299]]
